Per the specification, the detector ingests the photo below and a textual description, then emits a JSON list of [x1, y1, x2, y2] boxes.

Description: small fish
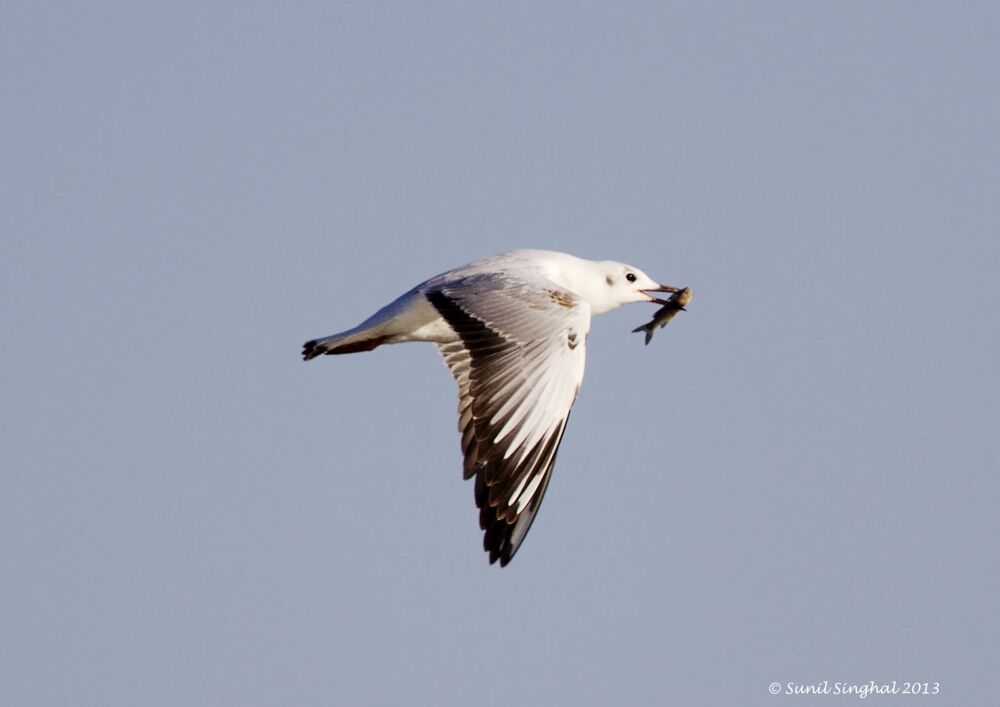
[[632, 287, 692, 345]]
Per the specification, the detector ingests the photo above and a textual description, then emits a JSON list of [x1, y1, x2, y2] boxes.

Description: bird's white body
[[303, 249, 680, 565], [306, 250, 662, 352]]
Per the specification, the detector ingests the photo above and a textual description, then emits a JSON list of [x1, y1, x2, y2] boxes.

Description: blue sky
[[3, 3, 998, 705]]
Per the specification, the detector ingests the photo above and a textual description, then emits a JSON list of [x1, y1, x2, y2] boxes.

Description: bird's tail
[[303, 289, 428, 360], [302, 328, 388, 360]]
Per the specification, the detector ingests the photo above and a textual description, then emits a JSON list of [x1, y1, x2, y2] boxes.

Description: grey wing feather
[[429, 274, 588, 566]]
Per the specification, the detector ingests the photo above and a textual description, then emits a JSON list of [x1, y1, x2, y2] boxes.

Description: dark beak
[[643, 283, 681, 304]]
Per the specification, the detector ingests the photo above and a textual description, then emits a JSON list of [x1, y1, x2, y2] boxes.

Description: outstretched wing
[[427, 274, 589, 566]]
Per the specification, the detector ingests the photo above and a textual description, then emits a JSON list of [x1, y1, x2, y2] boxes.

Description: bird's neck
[[543, 256, 619, 316]]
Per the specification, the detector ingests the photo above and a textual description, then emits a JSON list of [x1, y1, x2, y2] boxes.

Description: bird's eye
[[625, 273, 637, 283]]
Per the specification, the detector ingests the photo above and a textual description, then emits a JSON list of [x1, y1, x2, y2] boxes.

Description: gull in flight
[[302, 249, 683, 566]]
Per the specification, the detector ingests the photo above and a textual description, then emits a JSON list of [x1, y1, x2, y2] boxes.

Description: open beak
[[643, 283, 681, 304]]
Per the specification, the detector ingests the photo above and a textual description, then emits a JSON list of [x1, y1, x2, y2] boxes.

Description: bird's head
[[580, 260, 679, 314]]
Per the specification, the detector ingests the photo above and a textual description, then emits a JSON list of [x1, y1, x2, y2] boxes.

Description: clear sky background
[[3, 2, 998, 706]]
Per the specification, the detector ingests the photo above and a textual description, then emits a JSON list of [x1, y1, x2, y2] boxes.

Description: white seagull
[[302, 249, 682, 566]]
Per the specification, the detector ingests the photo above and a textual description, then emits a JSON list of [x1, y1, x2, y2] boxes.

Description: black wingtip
[[302, 340, 321, 361]]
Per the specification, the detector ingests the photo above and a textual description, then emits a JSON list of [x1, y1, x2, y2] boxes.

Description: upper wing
[[427, 273, 589, 566]]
